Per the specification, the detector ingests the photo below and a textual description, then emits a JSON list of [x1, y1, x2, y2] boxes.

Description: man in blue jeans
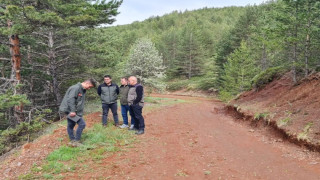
[[97, 75, 120, 126], [119, 77, 134, 129], [59, 79, 96, 147]]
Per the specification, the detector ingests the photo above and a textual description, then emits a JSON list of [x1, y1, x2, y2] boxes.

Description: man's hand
[[69, 112, 76, 117]]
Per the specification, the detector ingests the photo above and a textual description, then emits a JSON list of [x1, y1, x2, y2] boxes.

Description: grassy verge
[[19, 124, 136, 180], [19, 96, 187, 179]]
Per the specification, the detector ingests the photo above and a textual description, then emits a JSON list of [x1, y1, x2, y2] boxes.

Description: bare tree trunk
[[171, 32, 176, 70], [8, 20, 24, 123], [292, 5, 298, 84], [304, 1, 311, 77], [188, 33, 192, 79], [48, 30, 62, 105]]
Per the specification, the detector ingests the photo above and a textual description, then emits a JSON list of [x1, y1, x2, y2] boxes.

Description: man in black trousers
[[97, 75, 120, 127], [127, 76, 145, 135]]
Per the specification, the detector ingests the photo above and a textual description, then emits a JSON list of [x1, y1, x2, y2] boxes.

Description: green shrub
[[197, 78, 216, 91], [0, 109, 51, 155], [218, 90, 234, 102], [251, 66, 287, 89], [166, 81, 188, 91]]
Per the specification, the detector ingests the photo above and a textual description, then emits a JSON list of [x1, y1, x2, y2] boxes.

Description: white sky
[[112, 0, 266, 26]]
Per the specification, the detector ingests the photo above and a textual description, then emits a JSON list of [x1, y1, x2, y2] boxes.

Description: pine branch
[[0, 58, 10, 61], [32, 32, 49, 39], [30, 51, 50, 58]]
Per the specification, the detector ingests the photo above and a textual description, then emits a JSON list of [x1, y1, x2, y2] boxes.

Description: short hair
[[121, 77, 128, 80], [86, 78, 97, 87], [104, 75, 112, 79]]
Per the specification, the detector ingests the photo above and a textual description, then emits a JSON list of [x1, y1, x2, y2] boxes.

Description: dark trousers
[[102, 103, 119, 125], [67, 117, 86, 141], [130, 104, 145, 130]]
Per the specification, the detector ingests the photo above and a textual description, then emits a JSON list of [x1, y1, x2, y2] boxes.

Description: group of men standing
[[59, 75, 145, 147]]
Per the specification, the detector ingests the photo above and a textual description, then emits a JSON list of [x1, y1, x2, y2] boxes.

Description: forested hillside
[[1, 0, 320, 155], [80, 6, 246, 89]]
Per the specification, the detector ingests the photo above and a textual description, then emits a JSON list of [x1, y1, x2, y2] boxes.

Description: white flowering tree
[[127, 38, 166, 90]]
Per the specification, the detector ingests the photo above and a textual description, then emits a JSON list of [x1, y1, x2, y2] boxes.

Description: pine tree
[[221, 41, 258, 95], [0, 0, 122, 124]]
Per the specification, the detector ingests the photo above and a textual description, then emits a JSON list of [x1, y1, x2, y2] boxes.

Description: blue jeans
[[67, 117, 86, 141], [102, 103, 119, 125], [121, 104, 134, 125], [130, 104, 145, 130]]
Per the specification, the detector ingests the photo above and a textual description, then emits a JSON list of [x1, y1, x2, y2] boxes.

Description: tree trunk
[[48, 30, 62, 105], [8, 20, 24, 123], [304, 1, 311, 77], [292, 4, 298, 84], [188, 33, 192, 79]]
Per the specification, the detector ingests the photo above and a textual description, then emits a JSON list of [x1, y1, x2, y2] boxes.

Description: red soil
[[232, 72, 320, 150], [1, 94, 320, 179]]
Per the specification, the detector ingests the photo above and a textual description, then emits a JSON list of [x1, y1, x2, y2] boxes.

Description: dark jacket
[[97, 83, 119, 104], [127, 84, 144, 107], [119, 85, 129, 105], [59, 83, 86, 116]]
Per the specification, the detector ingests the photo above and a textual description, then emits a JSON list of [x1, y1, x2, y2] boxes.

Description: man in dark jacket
[[59, 79, 96, 147], [119, 77, 134, 129], [97, 75, 120, 126], [128, 76, 145, 135]]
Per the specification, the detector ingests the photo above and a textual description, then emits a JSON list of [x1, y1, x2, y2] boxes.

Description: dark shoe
[[114, 123, 120, 127], [135, 130, 144, 135], [129, 127, 138, 131]]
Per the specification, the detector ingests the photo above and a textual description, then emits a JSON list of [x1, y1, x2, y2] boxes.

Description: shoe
[[120, 124, 129, 128], [129, 126, 138, 131], [72, 141, 83, 147], [135, 130, 144, 135], [103, 124, 107, 127], [129, 124, 134, 129], [68, 140, 75, 146], [115, 123, 120, 127]]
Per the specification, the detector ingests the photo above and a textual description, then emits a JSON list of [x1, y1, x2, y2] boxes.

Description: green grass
[[166, 76, 214, 91], [297, 122, 313, 141], [20, 96, 188, 179], [277, 117, 292, 127], [22, 124, 136, 179], [254, 112, 269, 121]]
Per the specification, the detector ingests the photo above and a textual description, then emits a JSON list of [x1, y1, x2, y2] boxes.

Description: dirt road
[[105, 94, 320, 179], [2, 94, 320, 179]]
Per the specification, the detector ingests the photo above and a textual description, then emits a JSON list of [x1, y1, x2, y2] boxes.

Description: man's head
[[82, 78, 96, 90], [120, 77, 128, 85], [104, 75, 112, 85], [128, 76, 137, 86]]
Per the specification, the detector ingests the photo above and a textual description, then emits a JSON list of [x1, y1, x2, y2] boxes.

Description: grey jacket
[[97, 83, 119, 104], [127, 84, 144, 107], [59, 83, 86, 116]]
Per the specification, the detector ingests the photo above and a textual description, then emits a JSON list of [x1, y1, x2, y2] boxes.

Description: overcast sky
[[111, 0, 266, 26]]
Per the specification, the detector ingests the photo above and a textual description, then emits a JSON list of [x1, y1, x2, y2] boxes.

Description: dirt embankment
[[228, 72, 320, 152]]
